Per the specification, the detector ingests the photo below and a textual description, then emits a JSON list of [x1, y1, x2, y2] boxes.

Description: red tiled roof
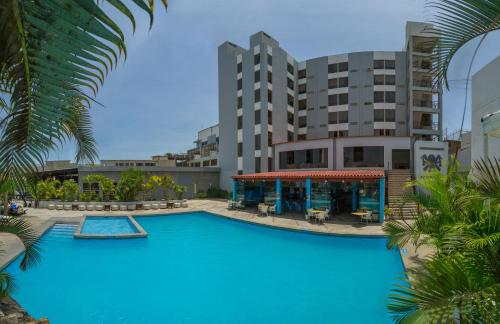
[[231, 170, 384, 181]]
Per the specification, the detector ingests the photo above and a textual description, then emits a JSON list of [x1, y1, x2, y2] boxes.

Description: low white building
[[471, 55, 500, 162]]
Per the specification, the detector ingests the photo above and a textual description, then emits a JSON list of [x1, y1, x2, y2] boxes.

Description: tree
[[384, 158, 500, 322], [144, 176, 163, 200], [0, 0, 168, 190], [35, 178, 60, 200], [116, 169, 145, 201], [84, 174, 115, 201], [60, 180, 80, 202]]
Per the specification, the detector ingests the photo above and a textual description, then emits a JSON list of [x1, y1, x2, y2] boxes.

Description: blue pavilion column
[[305, 177, 311, 210], [232, 179, 237, 202], [379, 177, 385, 223], [276, 178, 282, 214], [351, 182, 358, 211]]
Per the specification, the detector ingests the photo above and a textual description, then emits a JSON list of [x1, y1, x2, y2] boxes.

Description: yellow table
[[352, 211, 368, 222]]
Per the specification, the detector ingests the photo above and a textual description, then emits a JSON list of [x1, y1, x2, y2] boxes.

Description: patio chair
[[235, 200, 245, 209], [305, 209, 315, 221], [268, 205, 276, 215], [258, 203, 268, 217], [361, 210, 373, 223], [227, 200, 234, 209], [316, 211, 327, 224], [324, 208, 331, 220]]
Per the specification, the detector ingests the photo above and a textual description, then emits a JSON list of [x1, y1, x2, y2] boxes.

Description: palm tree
[[383, 158, 500, 322], [0, 217, 42, 297], [0, 0, 167, 189]]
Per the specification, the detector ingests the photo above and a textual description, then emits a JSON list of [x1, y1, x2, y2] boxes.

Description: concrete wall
[[471, 56, 500, 161], [274, 139, 335, 170], [414, 140, 448, 178], [78, 167, 220, 199]]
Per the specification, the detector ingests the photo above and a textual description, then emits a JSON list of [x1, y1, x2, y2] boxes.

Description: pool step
[[50, 223, 79, 236]]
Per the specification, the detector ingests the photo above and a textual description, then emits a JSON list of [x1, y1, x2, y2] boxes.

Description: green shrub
[[36, 178, 61, 200], [206, 187, 228, 198], [116, 169, 144, 201], [195, 191, 207, 199], [60, 180, 79, 201]]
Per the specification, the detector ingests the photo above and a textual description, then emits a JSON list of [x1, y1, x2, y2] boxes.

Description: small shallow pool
[[80, 216, 138, 235], [6, 212, 403, 323]]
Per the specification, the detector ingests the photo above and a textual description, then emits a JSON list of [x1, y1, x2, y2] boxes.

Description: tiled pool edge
[[74, 215, 147, 239]]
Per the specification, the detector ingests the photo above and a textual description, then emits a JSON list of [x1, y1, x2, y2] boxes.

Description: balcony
[[412, 100, 439, 113], [412, 61, 432, 72], [413, 121, 439, 132]]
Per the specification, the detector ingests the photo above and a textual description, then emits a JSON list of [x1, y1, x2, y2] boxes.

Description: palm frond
[[0, 217, 42, 271], [473, 157, 500, 199], [427, 0, 500, 88], [0, 271, 15, 297], [388, 254, 500, 323], [0, 0, 167, 188]]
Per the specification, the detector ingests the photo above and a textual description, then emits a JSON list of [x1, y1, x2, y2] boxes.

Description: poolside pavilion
[[231, 170, 386, 222]]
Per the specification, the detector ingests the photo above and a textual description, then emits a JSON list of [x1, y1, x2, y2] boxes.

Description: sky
[[51, 0, 500, 161]]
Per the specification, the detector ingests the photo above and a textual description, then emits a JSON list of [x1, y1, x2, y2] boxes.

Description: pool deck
[[0, 199, 433, 272]]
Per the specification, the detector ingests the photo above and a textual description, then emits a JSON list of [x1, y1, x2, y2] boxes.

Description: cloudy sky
[[51, 0, 500, 161]]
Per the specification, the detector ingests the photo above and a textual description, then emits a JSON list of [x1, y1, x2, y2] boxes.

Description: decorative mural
[[421, 154, 442, 171]]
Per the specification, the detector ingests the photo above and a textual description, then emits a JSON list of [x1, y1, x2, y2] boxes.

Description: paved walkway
[[0, 199, 432, 271]]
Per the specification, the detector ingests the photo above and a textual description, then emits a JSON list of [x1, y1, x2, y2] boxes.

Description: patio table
[[352, 211, 369, 223]]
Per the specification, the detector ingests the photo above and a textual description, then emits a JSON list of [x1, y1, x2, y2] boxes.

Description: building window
[[339, 111, 348, 123], [255, 157, 261, 173], [267, 54, 272, 66], [338, 77, 348, 88], [385, 75, 395, 85], [298, 83, 306, 94], [279, 148, 328, 169], [237, 116, 243, 129], [298, 134, 306, 141], [328, 112, 337, 124], [268, 110, 272, 125], [268, 131, 272, 146], [255, 70, 260, 83], [374, 75, 385, 85], [267, 71, 272, 83], [328, 78, 337, 89], [298, 69, 306, 79], [268, 158, 273, 171], [255, 134, 261, 150], [339, 93, 348, 105], [344, 146, 384, 167], [374, 60, 385, 69], [237, 96, 242, 108], [255, 110, 261, 124], [237, 143, 243, 157], [287, 63, 294, 74], [374, 109, 384, 122], [255, 89, 261, 102], [254, 53, 260, 65], [298, 99, 306, 110], [237, 79, 242, 90], [288, 131, 294, 142], [287, 112, 294, 124], [338, 62, 348, 72], [267, 90, 272, 103], [386, 91, 396, 103], [287, 78, 294, 90], [385, 60, 395, 69], [328, 94, 337, 106], [287, 94, 294, 106], [298, 116, 307, 128], [328, 63, 338, 73], [375, 129, 395, 136], [385, 109, 395, 122], [374, 91, 384, 103], [237, 62, 242, 73], [329, 131, 347, 138]]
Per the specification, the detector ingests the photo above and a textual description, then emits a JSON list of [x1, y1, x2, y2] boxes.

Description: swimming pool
[[6, 212, 403, 323], [81, 216, 138, 234]]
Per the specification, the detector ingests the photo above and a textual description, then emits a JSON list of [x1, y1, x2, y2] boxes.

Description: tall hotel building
[[218, 22, 444, 190]]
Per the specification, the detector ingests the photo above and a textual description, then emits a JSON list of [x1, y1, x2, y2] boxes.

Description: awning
[[231, 170, 385, 181]]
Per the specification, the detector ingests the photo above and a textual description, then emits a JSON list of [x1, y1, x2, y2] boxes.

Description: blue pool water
[[6, 212, 403, 323], [81, 216, 138, 234]]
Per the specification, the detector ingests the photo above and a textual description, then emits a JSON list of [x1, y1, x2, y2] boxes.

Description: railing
[[413, 121, 439, 131], [412, 62, 432, 70], [413, 100, 438, 110], [280, 162, 328, 170], [413, 80, 433, 88]]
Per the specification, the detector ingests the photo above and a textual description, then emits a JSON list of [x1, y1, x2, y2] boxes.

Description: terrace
[[230, 170, 386, 223]]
